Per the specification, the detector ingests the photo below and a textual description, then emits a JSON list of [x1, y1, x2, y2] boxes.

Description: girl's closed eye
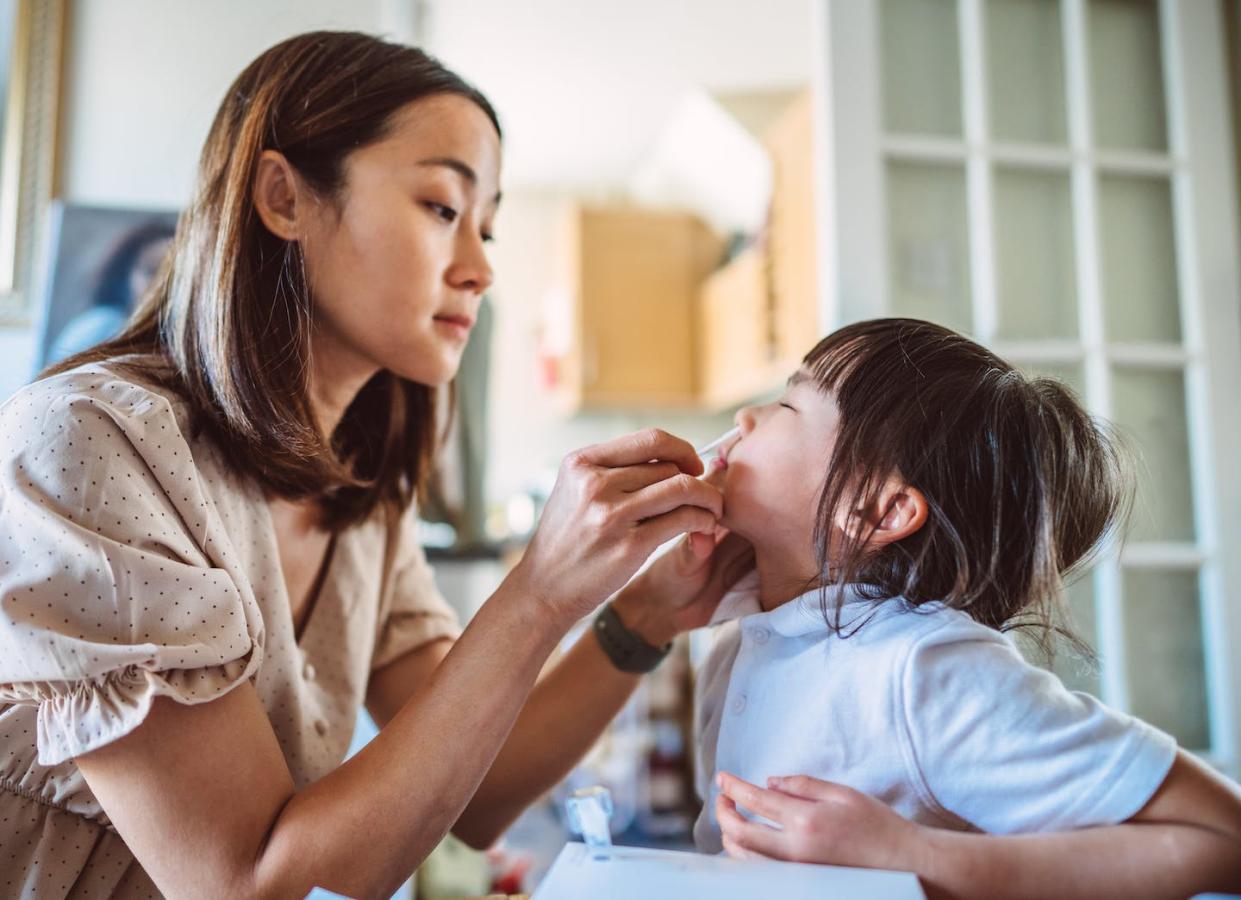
[[779, 401, 797, 412]]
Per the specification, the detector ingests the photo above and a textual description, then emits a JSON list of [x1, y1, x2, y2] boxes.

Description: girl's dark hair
[[43, 32, 500, 530], [808, 318, 1131, 660]]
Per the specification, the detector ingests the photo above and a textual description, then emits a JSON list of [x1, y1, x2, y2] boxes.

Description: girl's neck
[[752, 542, 822, 612]]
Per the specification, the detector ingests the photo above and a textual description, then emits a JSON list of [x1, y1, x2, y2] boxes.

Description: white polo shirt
[[693, 576, 1177, 853]]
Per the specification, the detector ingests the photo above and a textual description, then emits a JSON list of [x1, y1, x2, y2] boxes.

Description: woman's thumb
[[685, 531, 714, 564]]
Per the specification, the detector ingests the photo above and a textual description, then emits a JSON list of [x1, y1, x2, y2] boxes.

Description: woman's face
[[299, 93, 501, 390]]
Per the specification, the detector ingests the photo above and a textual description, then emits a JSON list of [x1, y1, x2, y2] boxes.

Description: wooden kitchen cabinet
[[546, 204, 725, 410], [543, 89, 820, 413], [696, 245, 775, 410], [766, 89, 820, 372], [694, 88, 821, 410]]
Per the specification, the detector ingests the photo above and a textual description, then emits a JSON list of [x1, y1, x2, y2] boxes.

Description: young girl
[[697, 318, 1241, 897]]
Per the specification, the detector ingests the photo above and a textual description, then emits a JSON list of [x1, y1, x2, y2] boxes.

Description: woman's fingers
[[626, 472, 724, 523], [633, 505, 720, 556], [574, 428, 703, 475], [715, 794, 788, 859], [685, 531, 715, 560], [717, 771, 805, 825], [612, 460, 682, 493], [701, 457, 728, 488]]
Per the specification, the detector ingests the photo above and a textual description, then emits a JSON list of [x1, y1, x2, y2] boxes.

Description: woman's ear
[[252, 150, 303, 241], [835, 477, 928, 548]]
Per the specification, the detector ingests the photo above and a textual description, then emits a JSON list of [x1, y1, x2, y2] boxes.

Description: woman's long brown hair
[[805, 318, 1131, 661], [43, 32, 500, 530]]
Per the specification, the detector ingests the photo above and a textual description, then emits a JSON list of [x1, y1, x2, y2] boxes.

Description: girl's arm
[[716, 751, 1241, 900], [366, 521, 754, 849]]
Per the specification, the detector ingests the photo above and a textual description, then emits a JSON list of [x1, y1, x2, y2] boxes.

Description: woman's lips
[[433, 314, 475, 338]]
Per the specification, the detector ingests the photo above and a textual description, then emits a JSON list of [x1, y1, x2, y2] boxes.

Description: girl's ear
[[252, 149, 304, 241], [836, 477, 928, 548]]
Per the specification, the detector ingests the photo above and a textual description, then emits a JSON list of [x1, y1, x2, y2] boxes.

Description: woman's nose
[[448, 235, 494, 294], [734, 405, 757, 435]]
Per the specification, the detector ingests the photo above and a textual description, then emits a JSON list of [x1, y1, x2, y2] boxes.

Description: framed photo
[[34, 202, 177, 372]]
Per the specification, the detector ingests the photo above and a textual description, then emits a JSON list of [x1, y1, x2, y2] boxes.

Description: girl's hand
[[715, 772, 925, 872], [509, 429, 724, 627], [610, 461, 755, 646]]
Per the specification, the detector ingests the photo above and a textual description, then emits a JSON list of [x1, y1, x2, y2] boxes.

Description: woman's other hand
[[509, 428, 725, 626], [609, 460, 755, 646], [715, 771, 924, 872]]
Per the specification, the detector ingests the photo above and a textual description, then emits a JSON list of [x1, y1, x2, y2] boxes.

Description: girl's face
[[300, 93, 502, 390], [720, 371, 841, 563]]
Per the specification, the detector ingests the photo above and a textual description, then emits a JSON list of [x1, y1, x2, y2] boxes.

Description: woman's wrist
[[496, 562, 584, 639], [610, 586, 679, 648]]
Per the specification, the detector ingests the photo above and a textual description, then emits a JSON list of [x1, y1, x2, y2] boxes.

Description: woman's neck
[[306, 332, 379, 439]]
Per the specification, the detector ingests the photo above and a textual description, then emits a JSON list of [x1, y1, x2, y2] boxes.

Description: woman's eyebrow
[[416, 157, 503, 204]]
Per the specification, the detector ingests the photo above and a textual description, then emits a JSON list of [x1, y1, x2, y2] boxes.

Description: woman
[[0, 32, 749, 898]]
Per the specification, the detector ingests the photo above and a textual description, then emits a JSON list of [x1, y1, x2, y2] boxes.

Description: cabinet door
[[578, 206, 722, 408], [766, 90, 823, 370], [818, 0, 1241, 774]]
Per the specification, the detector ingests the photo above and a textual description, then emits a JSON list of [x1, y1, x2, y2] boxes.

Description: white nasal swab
[[695, 426, 740, 460]]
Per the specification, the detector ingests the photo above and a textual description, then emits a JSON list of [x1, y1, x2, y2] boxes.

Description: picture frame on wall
[[34, 201, 177, 373]]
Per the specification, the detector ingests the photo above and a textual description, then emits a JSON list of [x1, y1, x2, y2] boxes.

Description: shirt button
[[303, 660, 317, 681], [314, 719, 328, 737], [752, 627, 770, 645], [730, 694, 747, 715]]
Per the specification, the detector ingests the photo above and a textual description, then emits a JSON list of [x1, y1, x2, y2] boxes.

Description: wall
[[0, 0, 403, 399], [2, 0, 810, 513]]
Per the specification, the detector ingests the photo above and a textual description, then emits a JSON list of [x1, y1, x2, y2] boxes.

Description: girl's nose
[[734, 404, 757, 435]]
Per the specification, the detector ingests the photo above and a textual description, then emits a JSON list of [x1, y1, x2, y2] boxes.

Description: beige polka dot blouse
[[0, 359, 462, 898]]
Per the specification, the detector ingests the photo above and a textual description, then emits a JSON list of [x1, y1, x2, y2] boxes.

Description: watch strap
[[593, 602, 672, 673]]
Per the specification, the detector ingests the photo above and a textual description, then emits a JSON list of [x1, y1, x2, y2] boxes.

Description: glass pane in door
[[1054, 575, 1102, 695], [881, 0, 963, 136], [1111, 367, 1195, 542], [1088, 0, 1168, 151], [986, 0, 1068, 143], [1124, 569, 1209, 748], [887, 161, 973, 332], [994, 167, 1077, 339], [1098, 175, 1181, 342]]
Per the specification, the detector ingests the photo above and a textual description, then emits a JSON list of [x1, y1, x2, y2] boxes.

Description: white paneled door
[[815, 0, 1241, 775]]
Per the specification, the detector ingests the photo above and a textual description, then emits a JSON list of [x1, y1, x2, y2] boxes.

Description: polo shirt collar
[[707, 573, 880, 638]]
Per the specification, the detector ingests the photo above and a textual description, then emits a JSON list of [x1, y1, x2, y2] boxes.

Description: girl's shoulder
[[835, 593, 1007, 649]]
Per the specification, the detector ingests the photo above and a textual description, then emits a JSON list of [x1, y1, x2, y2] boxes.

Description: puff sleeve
[[0, 371, 265, 765], [370, 504, 462, 671]]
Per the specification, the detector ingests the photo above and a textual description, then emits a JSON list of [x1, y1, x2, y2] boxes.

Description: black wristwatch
[[593, 602, 673, 673]]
